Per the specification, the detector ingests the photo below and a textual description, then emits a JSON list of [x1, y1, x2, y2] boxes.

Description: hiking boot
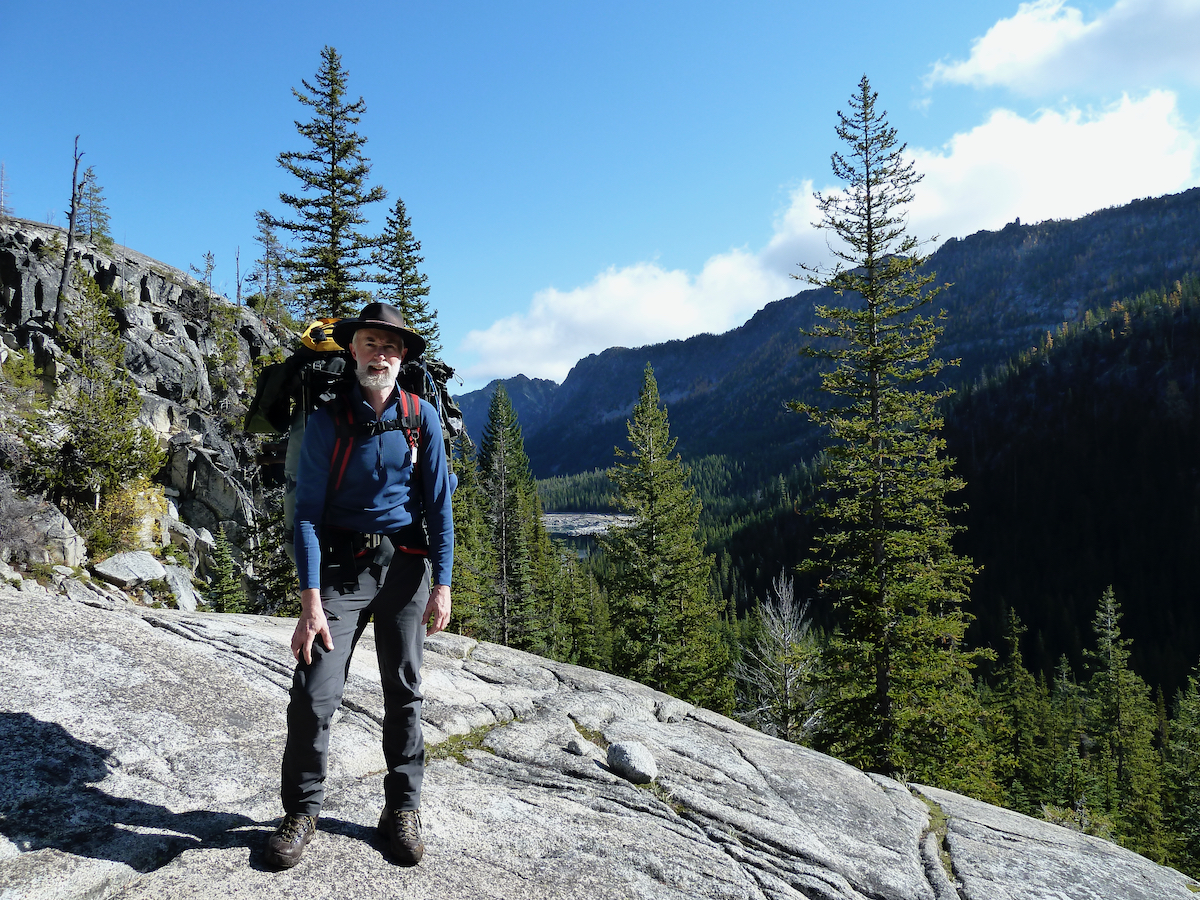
[[265, 813, 318, 868], [379, 807, 424, 865]]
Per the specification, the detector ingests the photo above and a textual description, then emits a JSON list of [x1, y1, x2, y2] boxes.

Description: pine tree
[[733, 571, 820, 743], [564, 561, 611, 670], [246, 498, 299, 614], [1044, 655, 1098, 818], [1166, 663, 1200, 873], [371, 196, 439, 354], [1084, 586, 1168, 861], [795, 77, 992, 791], [531, 525, 570, 659], [983, 610, 1052, 814], [448, 433, 498, 639], [261, 45, 386, 319], [246, 213, 295, 323], [478, 385, 540, 651], [30, 266, 164, 515], [600, 363, 731, 711], [206, 525, 246, 613], [54, 137, 84, 333], [74, 166, 113, 251]]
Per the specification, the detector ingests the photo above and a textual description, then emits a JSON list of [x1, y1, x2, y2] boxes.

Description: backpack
[[244, 318, 464, 559]]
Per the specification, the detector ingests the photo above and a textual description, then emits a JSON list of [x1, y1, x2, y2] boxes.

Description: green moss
[[918, 795, 954, 880], [569, 717, 609, 749], [426, 720, 508, 764]]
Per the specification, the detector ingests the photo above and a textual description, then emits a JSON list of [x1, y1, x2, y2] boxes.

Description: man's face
[[350, 327, 405, 392]]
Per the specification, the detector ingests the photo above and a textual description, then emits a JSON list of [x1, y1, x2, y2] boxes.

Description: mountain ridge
[[457, 186, 1200, 477]]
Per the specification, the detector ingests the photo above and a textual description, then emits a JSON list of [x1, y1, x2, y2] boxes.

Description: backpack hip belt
[[321, 528, 396, 594]]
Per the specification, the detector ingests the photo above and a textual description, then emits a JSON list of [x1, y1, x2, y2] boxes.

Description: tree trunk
[[55, 136, 83, 334]]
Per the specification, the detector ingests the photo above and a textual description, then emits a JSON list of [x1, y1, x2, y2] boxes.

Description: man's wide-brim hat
[[331, 302, 426, 360]]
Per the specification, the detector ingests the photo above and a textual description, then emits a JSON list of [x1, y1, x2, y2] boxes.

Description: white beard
[[357, 361, 398, 392]]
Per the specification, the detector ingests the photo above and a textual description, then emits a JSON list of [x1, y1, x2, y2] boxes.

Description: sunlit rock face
[[1, 583, 1196, 900]]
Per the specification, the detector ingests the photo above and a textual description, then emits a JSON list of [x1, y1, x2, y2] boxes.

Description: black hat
[[331, 302, 426, 360]]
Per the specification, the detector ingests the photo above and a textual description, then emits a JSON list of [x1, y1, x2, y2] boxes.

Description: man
[[266, 302, 454, 869]]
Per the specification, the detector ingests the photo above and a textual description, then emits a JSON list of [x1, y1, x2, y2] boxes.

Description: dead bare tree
[[733, 571, 822, 743], [0, 162, 12, 220], [54, 136, 84, 333]]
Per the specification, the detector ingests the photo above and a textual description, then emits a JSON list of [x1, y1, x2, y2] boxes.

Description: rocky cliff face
[[1, 579, 1194, 900], [0, 218, 284, 577]]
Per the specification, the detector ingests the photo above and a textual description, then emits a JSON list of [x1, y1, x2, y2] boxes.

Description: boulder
[[607, 739, 658, 783], [62, 577, 119, 611], [92, 551, 166, 588], [23, 503, 85, 568], [1, 586, 1196, 900], [163, 565, 202, 612]]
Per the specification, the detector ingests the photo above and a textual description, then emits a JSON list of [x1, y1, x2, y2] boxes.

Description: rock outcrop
[[0, 218, 286, 580], [1, 583, 1194, 900]]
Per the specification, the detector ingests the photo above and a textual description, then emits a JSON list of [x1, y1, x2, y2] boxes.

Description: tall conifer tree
[[206, 525, 247, 613], [564, 562, 610, 671], [795, 77, 992, 792], [1045, 654, 1096, 816], [448, 434, 498, 639], [1167, 664, 1200, 872], [371, 197, 439, 354], [601, 363, 731, 711], [261, 45, 386, 319], [479, 385, 540, 650], [1085, 587, 1168, 860], [733, 572, 819, 743], [983, 610, 1052, 814]]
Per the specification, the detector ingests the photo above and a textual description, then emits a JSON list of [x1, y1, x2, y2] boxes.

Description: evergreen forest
[[532, 80, 1200, 873]]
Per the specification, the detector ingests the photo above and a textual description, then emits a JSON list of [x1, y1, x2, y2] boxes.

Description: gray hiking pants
[[281, 551, 429, 816]]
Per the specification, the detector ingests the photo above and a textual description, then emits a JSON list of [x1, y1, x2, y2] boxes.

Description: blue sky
[[5, 1, 1200, 391]]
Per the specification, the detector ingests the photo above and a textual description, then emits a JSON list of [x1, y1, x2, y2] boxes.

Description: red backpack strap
[[328, 390, 421, 491], [328, 394, 357, 492], [397, 390, 422, 454]]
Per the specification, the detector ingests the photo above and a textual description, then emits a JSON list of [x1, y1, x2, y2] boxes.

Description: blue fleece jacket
[[293, 382, 454, 591]]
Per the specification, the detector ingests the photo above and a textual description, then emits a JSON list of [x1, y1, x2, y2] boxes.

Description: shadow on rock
[[0, 711, 260, 871]]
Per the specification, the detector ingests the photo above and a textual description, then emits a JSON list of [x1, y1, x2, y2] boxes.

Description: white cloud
[[461, 92, 1199, 388], [460, 249, 793, 384], [929, 0, 1200, 94], [909, 91, 1198, 239]]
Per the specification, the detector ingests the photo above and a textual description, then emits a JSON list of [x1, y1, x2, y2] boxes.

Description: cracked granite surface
[[1, 585, 1196, 900]]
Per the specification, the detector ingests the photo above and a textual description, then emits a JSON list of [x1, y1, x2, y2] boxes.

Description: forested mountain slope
[[947, 277, 1200, 695], [458, 187, 1200, 478]]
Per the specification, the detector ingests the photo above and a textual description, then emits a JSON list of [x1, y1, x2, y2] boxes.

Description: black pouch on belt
[[322, 529, 393, 594]]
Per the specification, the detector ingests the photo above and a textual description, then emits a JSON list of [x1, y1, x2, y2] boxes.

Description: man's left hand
[[423, 584, 452, 635]]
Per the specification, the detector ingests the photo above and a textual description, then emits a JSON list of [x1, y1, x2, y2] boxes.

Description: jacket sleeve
[[293, 409, 334, 591], [419, 400, 455, 586]]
